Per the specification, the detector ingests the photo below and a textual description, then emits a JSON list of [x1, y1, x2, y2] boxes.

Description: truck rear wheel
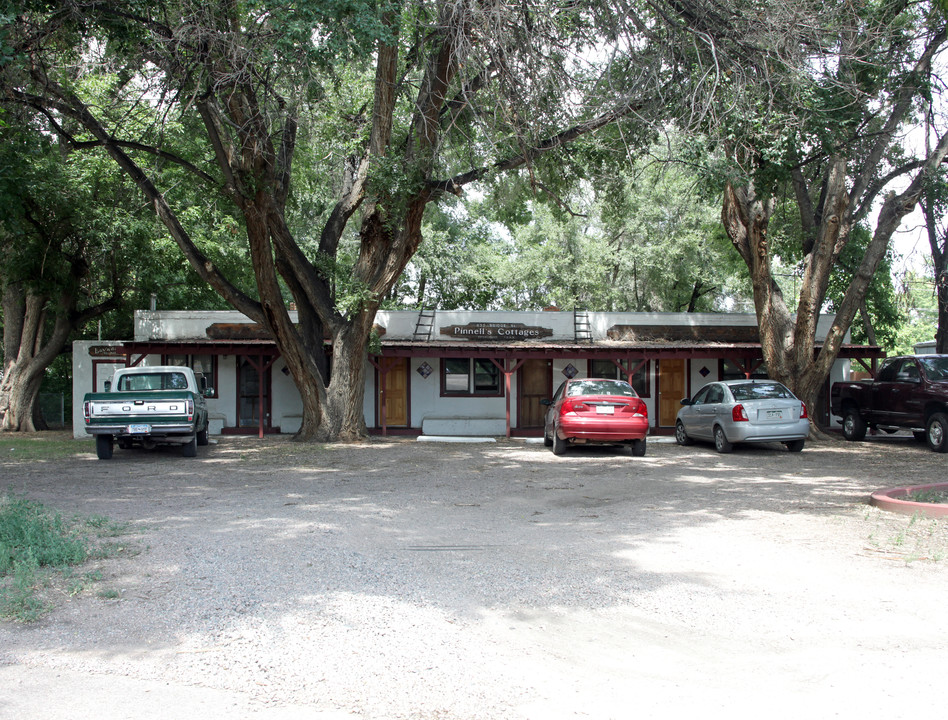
[[182, 435, 198, 457], [95, 435, 114, 460], [926, 413, 948, 453], [842, 409, 867, 441], [197, 424, 209, 446]]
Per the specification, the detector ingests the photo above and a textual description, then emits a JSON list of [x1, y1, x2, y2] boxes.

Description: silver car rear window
[[729, 382, 793, 401]]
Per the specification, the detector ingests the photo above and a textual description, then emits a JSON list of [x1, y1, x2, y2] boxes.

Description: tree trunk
[[937, 273, 948, 354], [0, 289, 69, 431], [0, 362, 46, 432], [722, 175, 845, 433]]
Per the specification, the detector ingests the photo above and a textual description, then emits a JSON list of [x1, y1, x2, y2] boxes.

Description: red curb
[[870, 483, 948, 518]]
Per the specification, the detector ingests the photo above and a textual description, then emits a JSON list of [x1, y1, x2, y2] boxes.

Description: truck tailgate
[[86, 391, 193, 420]]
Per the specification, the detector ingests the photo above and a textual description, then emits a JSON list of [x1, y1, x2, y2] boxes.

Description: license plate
[[127, 424, 151, 434], [596, 405, 615, 415], [766, 410, 784, 419]]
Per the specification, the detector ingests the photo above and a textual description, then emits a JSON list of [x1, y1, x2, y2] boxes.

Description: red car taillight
[[625, 398, 648, 417], [800, 402, 809, 419], [732, 404, 749, 422]]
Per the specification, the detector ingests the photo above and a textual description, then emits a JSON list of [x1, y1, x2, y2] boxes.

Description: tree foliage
[[0, 107, 144, 429], [0, 0, 692, 441]]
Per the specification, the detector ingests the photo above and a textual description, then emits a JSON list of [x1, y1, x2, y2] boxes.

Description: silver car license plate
[[127, 424, 151, 434], [766, 410, 784, 420]]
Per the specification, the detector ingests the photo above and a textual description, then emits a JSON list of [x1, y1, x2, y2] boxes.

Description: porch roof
[[117, 337, 886, 362]]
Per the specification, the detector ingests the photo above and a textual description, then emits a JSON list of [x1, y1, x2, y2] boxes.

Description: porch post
[[492, 358, 525, 438], [368, 356, 399, 437]]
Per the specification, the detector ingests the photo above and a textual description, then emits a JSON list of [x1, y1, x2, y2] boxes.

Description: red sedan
[[542, 378, 649, 456]]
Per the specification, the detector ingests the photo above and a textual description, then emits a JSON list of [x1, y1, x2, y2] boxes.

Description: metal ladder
[[413, 307, 436, 341], [574, 308, 592, 342]]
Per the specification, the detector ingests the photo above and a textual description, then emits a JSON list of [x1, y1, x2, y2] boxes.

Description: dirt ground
[[1, 432, 947, 720]]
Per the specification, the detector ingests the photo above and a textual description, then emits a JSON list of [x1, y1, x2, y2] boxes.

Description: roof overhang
[[116, 338, 885, 362]]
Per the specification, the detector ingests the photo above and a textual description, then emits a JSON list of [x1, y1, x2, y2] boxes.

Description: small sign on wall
[[89, 345, 125, 358], [439, 322, 553, 341]]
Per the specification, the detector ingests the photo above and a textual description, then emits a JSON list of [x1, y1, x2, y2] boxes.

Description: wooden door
[[380, 358, 409, 427], [658, 359, 686, 427], [519, 359, 551, 428]]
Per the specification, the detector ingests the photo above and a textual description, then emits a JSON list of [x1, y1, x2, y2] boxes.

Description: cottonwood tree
[[1, 1, 683, 441], [0, 115, 145, 430], [673, 1, 948, 419]]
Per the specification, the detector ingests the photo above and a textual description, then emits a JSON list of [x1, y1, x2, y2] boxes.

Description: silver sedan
[[675, 380, 810, 453]]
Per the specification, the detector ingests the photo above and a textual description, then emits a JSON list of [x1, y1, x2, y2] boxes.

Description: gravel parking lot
[[2, 434, 947, 720]]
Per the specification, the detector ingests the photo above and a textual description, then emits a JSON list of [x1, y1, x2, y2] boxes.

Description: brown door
[[519, 359, 551, 428], [658, 359, 686, 427], [379, 358, 409, 427]]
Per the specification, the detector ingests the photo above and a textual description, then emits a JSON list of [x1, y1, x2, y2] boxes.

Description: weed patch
[[0, 492, 138, 621], [906, 489, 948, 504]]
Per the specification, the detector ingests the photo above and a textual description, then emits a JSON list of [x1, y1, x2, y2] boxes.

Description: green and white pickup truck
[[82, 366, 212, 459]]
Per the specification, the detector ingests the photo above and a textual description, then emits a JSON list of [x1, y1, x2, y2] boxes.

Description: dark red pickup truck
[[831, 355, 948, 452]]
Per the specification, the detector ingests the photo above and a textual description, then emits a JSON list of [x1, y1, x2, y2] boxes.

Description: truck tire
[[197, 423, 209, 446], [926, 413, 948, 453], [181, 435, 198, 457], [842, 409, 867, 441], [95, 435, 113, 460]]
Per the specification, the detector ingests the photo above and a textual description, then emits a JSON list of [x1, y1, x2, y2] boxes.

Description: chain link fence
[[38, 392, 66, 429]]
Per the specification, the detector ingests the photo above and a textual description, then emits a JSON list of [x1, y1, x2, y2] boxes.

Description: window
[[441, 358, 502, 396], [720, 359, 768, 380], [589, 358, 649, 397], [566, 379, 637, 397], [117, 372, 188, 392], [920, 356, 948, 381], [164, 353, 218, 398], [896, 359, 920, 382], [705, 384, 726, 404], [729, 382, 793, 401], [691, 385, 711, 405]]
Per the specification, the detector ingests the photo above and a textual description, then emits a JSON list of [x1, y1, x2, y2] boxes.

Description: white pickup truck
[[82, 366, 212, 459]]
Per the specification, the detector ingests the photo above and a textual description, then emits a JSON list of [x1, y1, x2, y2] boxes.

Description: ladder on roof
[[574, 308, 592, 342], [413, 306, 436, 341]]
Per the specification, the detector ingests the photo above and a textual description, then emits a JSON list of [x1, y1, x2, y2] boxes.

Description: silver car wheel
[[675, 421, 692, 446], [713, 425, 733, 454]]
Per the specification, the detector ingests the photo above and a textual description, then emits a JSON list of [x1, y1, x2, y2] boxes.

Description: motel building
[[71, 308, 884, 439]]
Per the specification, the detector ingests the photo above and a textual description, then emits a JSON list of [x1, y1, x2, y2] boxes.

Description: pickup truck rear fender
[[836, 397, 861, 414], [924, 401, 948, 418]]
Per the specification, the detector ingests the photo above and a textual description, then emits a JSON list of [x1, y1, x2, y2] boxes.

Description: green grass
[[0, 492, 138, 621], [0, 433, 88, 462]]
